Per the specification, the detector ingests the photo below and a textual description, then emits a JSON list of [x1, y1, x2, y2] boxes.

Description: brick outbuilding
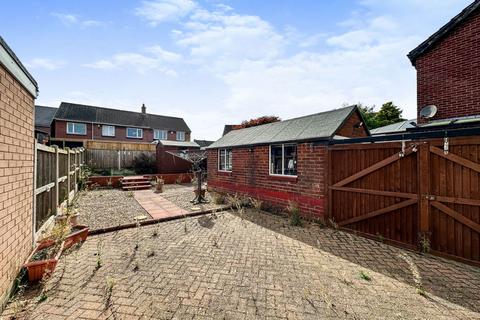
[[206, 106, 369, 219], [0, 37, 38, 308]]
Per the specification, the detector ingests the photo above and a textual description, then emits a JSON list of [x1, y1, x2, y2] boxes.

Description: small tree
[[132, 153, 156, 174], [355, 101, 405, 130]]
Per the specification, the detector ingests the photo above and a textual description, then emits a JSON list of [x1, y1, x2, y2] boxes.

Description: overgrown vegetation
[[211, 192, 226, 205], [287, 202, 302, 227], [132, 152, 156, 174]]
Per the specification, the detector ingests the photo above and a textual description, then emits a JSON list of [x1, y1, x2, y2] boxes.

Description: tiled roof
[[35, 105, 58, 127], [208, 105, 358, 149], [55, 102, 191, 132]]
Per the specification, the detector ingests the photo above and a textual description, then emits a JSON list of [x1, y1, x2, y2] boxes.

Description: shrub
[[249, 197, 263, 210], [287, 201, 302, 227], [132, 153, 156, 174], [211, 192, 226, 205]]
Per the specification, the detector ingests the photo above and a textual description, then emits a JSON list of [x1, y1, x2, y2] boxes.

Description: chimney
[[141, 103, 146, 114]]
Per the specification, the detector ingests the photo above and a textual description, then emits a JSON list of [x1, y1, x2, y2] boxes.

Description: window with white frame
[[218, 149, 233, 172], [66, 122, 86, 135], [154, 129, 167, 140], [176, 131, 185, 141], [126, 127, 143, 139], [102, 125, 115, 137], [270, 144, 297, 176]]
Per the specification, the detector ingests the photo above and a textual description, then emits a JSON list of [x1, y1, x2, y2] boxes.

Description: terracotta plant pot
[[63, 225, 89, 250], [24, 241, 64, 282]]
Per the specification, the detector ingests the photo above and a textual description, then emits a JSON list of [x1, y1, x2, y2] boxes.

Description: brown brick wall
[[416, 10, 480, 122], [53, 120, 190, 143], [0, 64, 35, 306], [207, 144, 328, 219]]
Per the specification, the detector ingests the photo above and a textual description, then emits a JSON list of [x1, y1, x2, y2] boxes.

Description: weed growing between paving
[[358, 270, 372, 281], [398, 253, 428, 298]]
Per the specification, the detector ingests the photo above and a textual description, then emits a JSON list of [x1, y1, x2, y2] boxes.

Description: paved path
[[3, 210, 479, 319], [134, 189, 189, 219]]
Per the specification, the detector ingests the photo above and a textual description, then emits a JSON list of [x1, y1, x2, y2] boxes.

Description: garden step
[[122, 185, 151, 191], [121, 181, 151, 186]]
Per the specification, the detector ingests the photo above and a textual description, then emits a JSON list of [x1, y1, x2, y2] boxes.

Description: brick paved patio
[[2, 210, 480, 319]]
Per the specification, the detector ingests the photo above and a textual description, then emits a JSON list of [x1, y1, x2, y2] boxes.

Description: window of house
[[66, 122, 86, 135], [154, 129, 167, 140], [218, 149, 233, 172], [176, 131, 185, 141], [102, 125, 115, 137], [270, 144, 297, 176], [127, 127, 143, 139]]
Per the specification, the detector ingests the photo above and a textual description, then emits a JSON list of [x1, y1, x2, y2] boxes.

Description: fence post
[[66, 147, 71, 204], [32, 139, 38, 242], [418, 142, 431, 248], [53, 145, 60, 213], [73, 148, 78, 193]]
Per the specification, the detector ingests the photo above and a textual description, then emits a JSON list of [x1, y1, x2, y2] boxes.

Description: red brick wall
[[0, 64, 35, 306], [336, 110, 369, 137], [53, 120, 190, 143], [207, 144, 327, 219], [416, 10, 480, 122]]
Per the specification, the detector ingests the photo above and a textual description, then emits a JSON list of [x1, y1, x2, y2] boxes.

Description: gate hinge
[[424, 194, 436, 201]]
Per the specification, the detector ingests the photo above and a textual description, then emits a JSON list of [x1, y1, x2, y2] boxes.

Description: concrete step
[[122, 181, 151, 186], [122, 185, 151, 191]]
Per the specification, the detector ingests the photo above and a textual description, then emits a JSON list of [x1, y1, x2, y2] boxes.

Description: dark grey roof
[[0, 36, 38, 89], [208, 105, 359, 149], [55, 102, 191, 132], [370, 119, 417, 135], [222, 125, 237, 136], [194, 139, 214, 148], [408, 0, 480, 65], [35, 105, 58, 127]]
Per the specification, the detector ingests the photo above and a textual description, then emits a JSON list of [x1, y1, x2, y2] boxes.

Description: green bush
[[132, 153, 156, 174]]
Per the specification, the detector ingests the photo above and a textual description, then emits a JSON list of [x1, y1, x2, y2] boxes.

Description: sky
[[0, 0, 473, 140]]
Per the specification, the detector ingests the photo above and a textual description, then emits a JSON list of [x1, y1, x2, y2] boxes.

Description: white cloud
[[26, 58, 66, 70], [83, 46, 180, 75], [51, 12, 105, 27], [135, 0, 196, 25]]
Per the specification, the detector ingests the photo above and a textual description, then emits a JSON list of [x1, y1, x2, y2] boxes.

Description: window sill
[[269, 174, 298, 182], [126, 137, 143, 139], [217, 170, 232, 176], [66, 133, 87, 136]]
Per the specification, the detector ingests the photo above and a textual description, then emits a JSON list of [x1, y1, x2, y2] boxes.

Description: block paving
[[2, 210, 480, 319]]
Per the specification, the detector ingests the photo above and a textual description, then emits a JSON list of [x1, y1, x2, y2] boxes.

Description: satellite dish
[[419, 105, 437, 119]]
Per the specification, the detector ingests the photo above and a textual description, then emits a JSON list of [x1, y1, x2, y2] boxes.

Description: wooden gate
[[328, 137, 480, 265]]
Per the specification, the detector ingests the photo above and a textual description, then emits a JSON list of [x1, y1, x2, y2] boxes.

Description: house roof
[[0, 36, 38, 97], [207, 105, 359, 149], [194, 139, 214, 148], [35, 105, 58, 127], [370, 119, 417, 135], [222, 125, 238, 136], [407, 0, 480, 65], [158, 140, 200, 148], [55, 102, 191, 132]]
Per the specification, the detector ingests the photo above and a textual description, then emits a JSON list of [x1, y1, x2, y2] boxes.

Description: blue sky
[[0, 0, 473, 140]]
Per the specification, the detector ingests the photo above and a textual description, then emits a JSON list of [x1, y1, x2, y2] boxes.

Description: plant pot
[[63, 225, 89, 250], [24, 241, 64, 282]]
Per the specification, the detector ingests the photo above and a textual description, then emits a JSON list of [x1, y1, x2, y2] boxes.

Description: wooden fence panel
[[34, 143, 85, 234], [328, 137, 480, 265], [86, 149, 155, 170]]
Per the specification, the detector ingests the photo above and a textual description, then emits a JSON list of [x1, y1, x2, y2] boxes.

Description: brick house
[[408, 0, 480, 123], [50, 102, 191, 148], [0, 37, 38, 308], [206, 106, 369, 218]]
